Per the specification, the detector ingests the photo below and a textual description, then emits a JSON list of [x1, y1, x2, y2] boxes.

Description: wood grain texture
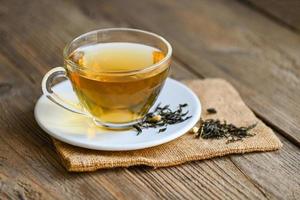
[[91, 0, 300, 146], [0, 0, 299, 199], [230, 133, 300, 199], [246, 0, 300, 31]]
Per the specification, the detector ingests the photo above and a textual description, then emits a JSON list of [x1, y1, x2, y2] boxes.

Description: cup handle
[[42, 67, 85, 115]]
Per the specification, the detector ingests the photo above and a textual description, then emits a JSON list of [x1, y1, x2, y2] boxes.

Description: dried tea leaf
[[133, 125, 142, 135], [158, 128, 167, 133], [206, 108, 217, 114]]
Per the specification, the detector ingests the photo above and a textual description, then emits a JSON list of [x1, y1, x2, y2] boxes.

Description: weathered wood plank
[[231, 133, 300, 199], [0, 0, 270, 198], [0, 0, 299, 199], [91, 0, 300, 146], [246, 0, 300, 31]]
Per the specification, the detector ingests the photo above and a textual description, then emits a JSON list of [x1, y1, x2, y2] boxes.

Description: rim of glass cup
[[63, 28, 172, 75]]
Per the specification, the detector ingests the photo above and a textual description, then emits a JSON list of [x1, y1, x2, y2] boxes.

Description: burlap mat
[[53, 79, 282, 172]]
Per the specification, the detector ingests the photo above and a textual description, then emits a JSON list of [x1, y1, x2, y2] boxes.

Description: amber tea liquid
[[67, 42, 169, 124]]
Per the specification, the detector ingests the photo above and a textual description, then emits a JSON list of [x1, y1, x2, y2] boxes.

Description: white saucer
[[34, 78, 201, 151]]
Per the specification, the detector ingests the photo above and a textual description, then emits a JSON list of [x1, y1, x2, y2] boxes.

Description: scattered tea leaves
[[193, 118, 257, 143], [134, 103, 191, 135], [206, 108, 217, 114]]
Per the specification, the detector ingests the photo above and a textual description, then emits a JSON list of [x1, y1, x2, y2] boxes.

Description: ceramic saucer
[[34, 78, 201, 151]]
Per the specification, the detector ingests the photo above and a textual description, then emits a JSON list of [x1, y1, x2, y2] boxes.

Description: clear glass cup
[[42, 28, 172, 129]]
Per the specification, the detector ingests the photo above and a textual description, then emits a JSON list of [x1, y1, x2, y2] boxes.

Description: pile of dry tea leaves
[[134, 105, 256, 144], [191, 108, 257, 143], [133, 103, 192, 135]]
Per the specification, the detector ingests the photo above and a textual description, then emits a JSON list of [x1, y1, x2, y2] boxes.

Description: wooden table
[[1, 0, 299, 199]]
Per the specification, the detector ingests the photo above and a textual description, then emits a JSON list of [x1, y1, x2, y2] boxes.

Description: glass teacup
[[42, 28, 172, 129]]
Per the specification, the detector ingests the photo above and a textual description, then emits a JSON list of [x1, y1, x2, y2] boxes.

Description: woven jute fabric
[[53, 79, 282, 172]]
